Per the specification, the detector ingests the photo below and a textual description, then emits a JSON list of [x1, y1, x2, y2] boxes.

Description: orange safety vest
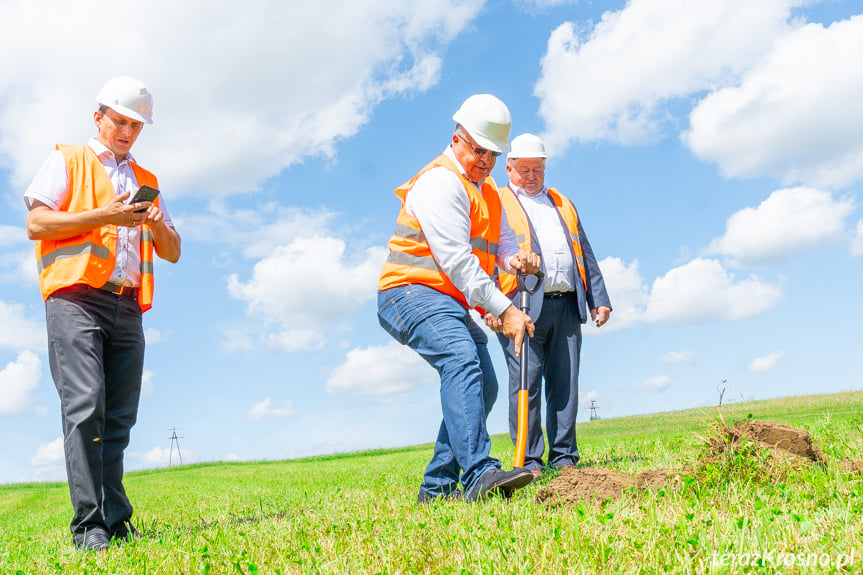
[[34, 145, 159, 312], [498, 185, 587, 297], [378, 154, 501, 309]]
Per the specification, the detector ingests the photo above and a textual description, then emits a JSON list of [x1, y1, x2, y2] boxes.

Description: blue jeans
[[378, 285, 500, 496]]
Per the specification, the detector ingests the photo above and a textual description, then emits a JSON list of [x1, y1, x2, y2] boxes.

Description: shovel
[[513, 269, 543, 469]]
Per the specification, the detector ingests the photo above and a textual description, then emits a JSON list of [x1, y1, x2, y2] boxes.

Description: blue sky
[[1, 0, 861, 484]]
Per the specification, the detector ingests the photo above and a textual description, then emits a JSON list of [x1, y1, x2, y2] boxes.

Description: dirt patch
[[717, 420, 825, 462], [535, 467, 686, 508], [537, 420, 840, 509], [636, 468, 684, 490], [536, 420, 863, 509], [536, 467, 636, 507], [832, 460, 863, 475]]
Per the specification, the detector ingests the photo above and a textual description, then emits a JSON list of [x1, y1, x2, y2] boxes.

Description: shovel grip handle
[[516, 270, 544, 295]]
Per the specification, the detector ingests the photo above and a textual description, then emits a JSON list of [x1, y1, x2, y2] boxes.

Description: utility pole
[[168, 427, 184, 466], [589, 400, 600, 421]]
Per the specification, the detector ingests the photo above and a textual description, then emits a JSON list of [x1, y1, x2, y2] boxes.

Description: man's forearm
[[152, 223, 181, 263], [26, 205, 107, 241]]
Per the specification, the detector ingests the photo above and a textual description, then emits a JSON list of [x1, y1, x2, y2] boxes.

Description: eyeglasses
[[458, 134, 501, 157]]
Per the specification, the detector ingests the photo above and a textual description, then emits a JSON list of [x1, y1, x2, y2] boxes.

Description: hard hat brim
[[456, 122, 511, 153], [105, 104, 153, 124], [507, 151, 548, 160]]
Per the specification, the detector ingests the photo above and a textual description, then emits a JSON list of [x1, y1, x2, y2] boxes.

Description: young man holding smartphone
[[24, 76, 181, 551]]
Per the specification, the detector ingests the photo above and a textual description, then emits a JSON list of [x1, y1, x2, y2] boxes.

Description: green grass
[[3, 391, 863, 574]]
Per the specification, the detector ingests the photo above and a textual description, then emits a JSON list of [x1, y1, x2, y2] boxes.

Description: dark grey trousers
[[46, 285, 144, 536], [497, 294, 582, 470]]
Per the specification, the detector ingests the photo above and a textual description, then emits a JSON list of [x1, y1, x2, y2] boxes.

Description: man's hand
[[500, 304, 535, 357], [484, 312, 503, 333], [591, 306, 611, 328], [508, 249, 541, 276], [104, 192, 152, 228]]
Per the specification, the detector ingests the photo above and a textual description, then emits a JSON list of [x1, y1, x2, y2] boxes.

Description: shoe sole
[[482, 471, 535, 499]]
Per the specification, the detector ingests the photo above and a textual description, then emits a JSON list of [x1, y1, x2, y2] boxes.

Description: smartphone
[[131, 185, 160, 212]]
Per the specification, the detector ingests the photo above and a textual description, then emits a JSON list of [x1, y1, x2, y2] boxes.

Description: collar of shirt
[[510, 182, 548, 200], [87, 137, 136, 167]]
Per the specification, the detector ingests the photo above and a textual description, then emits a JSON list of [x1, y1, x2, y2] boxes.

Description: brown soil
[[536, 420, 861, 509], [535, 467, 636, 507], [636, 468, 684, 490], [832, 460, 863, 474], [717, 419, 825, 462]]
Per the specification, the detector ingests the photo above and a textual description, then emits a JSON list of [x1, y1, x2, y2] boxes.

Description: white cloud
[[661, 351, 694, 364], [0, 350, 41, 416], [0, 0, 483, 198], [265, 330, 327, 353], [749, 350, 786, 373], [248, 398, 296, 421], [325, 341, 437, 396], [644, 258, 783, 323], [588, 257, 648, 332], [138, 447, 173, 466], [633, 375, 670, 392], [852, 219, 863, 256], [685, 16, 863, 189], [227, 237, 386, 347], [515, 0, 577, 9], [144, 328, 165, 344], [535, 0, 799, 153], [181, 205, 338, 258], [706, 187, 855, 267], [221, 330, 255, 352], [0, 300, 45, 352], [30, 436, 64, 466], [0, 249, 38, 286], [0, 225, 26, 246], [579, 389, 605, 415], [141, 370, 155, 398]]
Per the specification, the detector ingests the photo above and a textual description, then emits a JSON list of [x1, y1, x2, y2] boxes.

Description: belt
[[99, 281, 140, 298], [544, 291, 572, 300]]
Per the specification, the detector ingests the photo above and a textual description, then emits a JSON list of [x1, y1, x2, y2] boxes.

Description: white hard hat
[[452, 94, 511, 154], [507, 133, 547, 160], [96, 76, 153, 124]]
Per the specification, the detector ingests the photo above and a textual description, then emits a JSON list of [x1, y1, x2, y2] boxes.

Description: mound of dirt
[[536, 419, 861, 509], [718, 420, 825, 462], [636, 468, 684, 490], [535, 467, 636, 507]]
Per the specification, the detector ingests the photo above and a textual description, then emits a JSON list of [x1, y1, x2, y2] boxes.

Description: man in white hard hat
[[488, 133, 611, 477], [378, 94, 540, 503], [24, 76, 181, 551]]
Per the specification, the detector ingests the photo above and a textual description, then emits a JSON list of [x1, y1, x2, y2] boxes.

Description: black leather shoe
[[466, 468, 535, 502], [417, 488, 463, 504], [110, 521, 143, 543], [72, 527, 110, 551]]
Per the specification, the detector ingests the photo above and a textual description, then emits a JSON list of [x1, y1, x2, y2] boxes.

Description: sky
[[1, 0, 861, 485]]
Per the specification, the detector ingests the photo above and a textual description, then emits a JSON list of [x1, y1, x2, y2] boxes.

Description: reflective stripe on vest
[[34, 145, 159, 312], [378, 154, 501, 309], [498, 185, 587, 296]]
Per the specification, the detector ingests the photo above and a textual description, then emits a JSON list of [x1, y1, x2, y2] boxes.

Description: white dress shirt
[[24, 138, 173, 288], [510, 184, 576, 294], [404, 146, 519, 316]]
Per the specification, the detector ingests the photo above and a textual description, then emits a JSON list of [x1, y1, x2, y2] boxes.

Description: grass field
[[2, 391, 862, 574]]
